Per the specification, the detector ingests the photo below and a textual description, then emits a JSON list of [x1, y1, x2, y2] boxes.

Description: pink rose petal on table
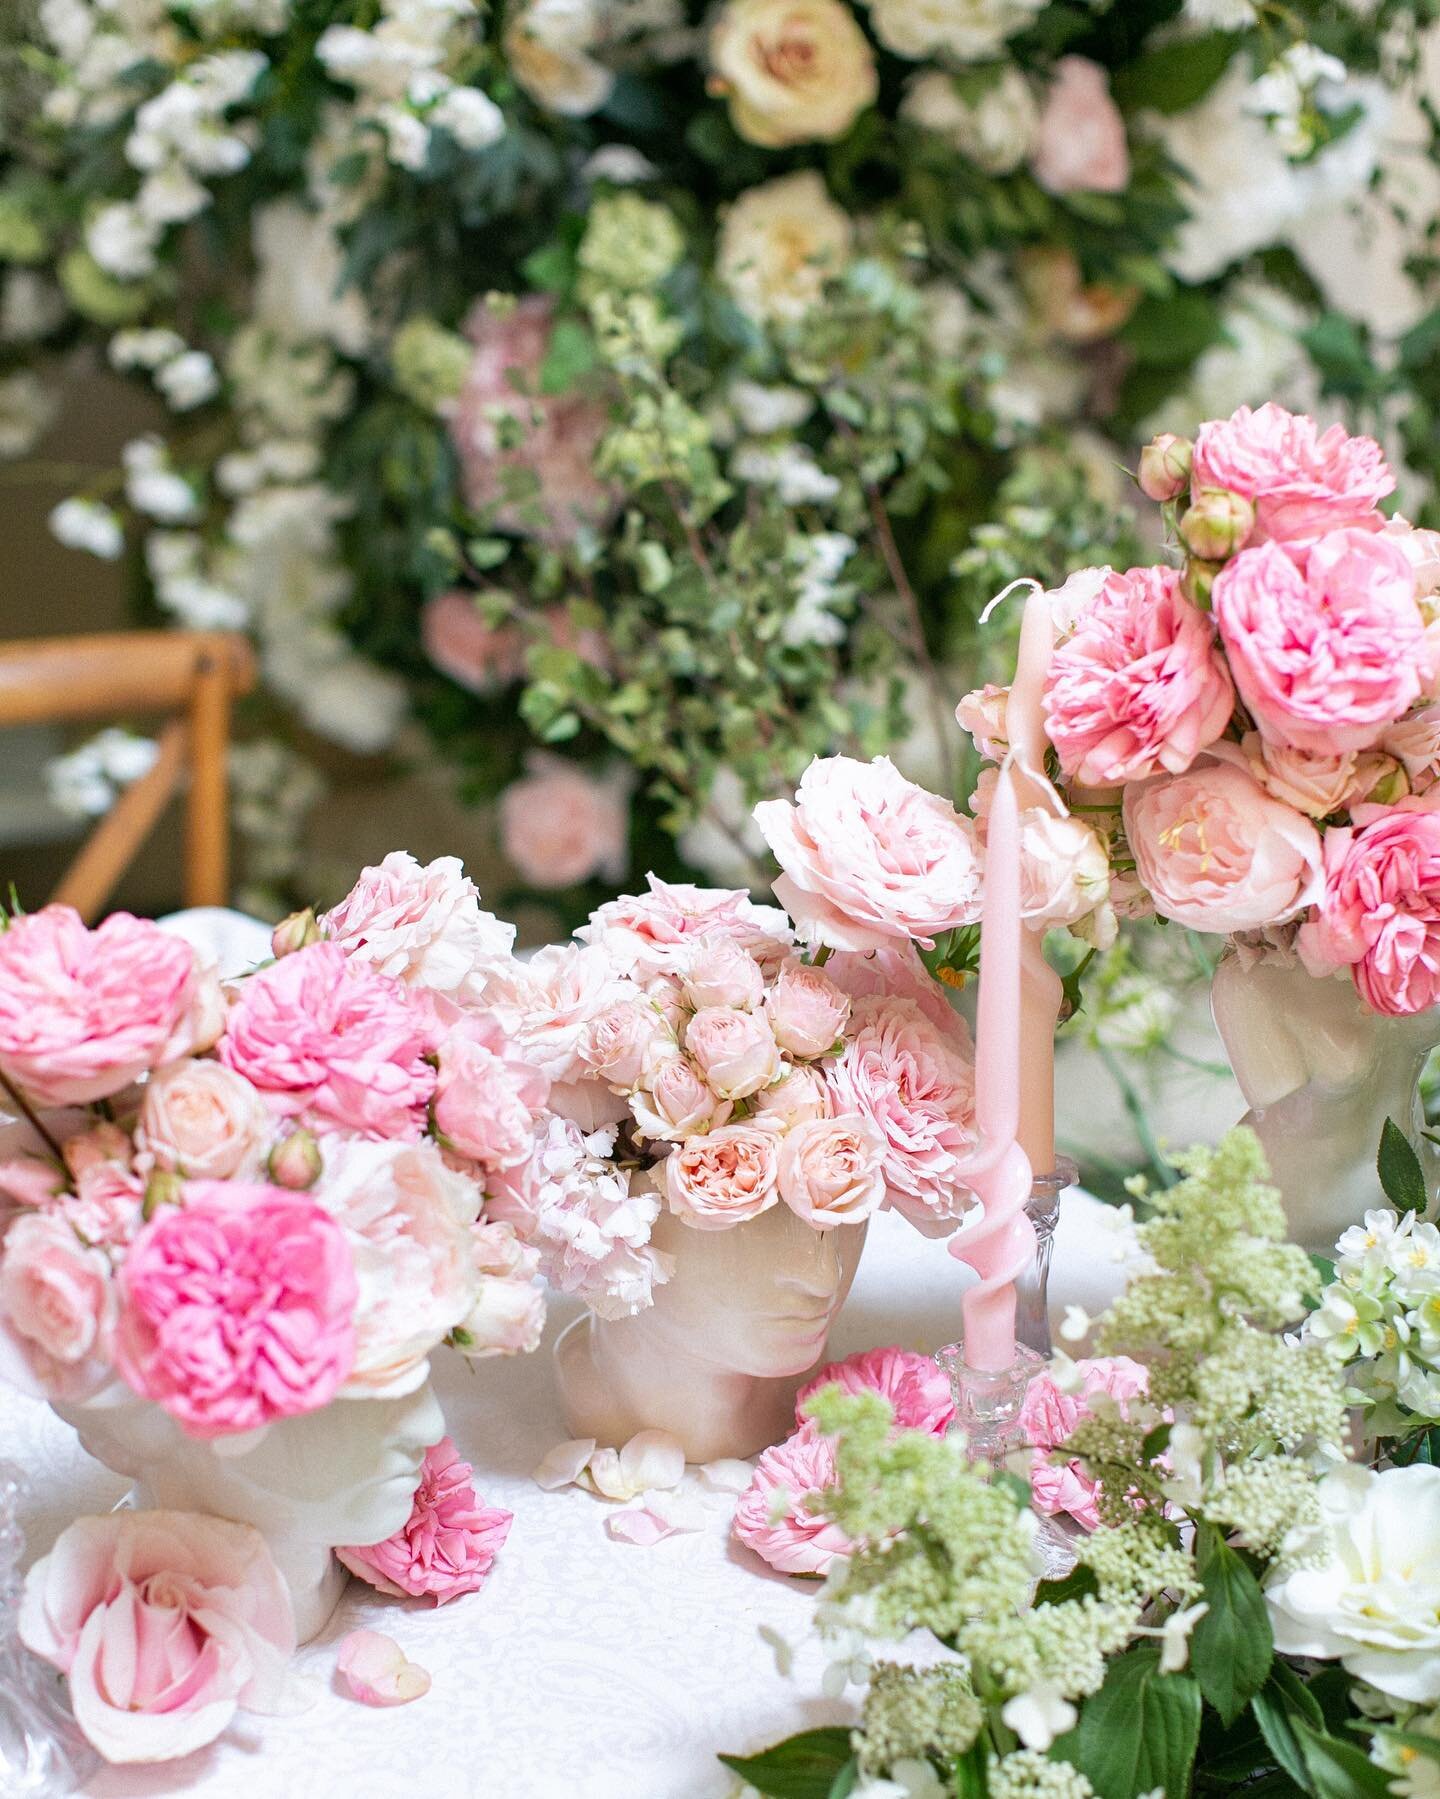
[[337, 1631, 431, 1706], [606, 1488, 705, 1545]]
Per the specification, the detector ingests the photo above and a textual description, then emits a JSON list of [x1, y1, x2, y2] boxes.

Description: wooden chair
[[0, 631, 257, 922]]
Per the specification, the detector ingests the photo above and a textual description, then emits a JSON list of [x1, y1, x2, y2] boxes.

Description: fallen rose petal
[[531, 1437, 596, 1491], [639, 1487, 705, 1531], [605, 1506, 678, 1545], [584, 1446, 626, 1499], [618, 1429, 685, 1494], [337, 1631, 431, 1707], [698, 1458, 754, 1495]]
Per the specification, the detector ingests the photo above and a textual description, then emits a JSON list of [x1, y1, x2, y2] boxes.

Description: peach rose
[[663, 1124, 780, 1229], [0, 1211, 116, 1401], [499, 756, 629, 891], [1032, 58, 1129, 195], [708, 0, 877, 148], [764, 961, 851, 1059], [1240, 732, 1361, 820], [137, 1059, 271, 1181], [684, 1006, 781, 1100], [777, 1113, 885, 1228]]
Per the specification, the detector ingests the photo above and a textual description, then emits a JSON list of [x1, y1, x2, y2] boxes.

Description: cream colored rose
[[718, 172, 853, 326], [871, 0, 1044, 60], [505, 0, 615, 118], [709, 0, 877, 149]]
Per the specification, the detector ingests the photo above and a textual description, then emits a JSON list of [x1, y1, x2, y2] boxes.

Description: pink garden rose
[[1240, 733, 1364, 820], [956, 682, 1010, 762], [0, 907, 217, 1107], [826, 996, 976, 1234], [499, 756, 630, 890], [432, 1012, 549, 1173], [1042, 565, 1233, 787], [1123, 754, 1323, 935], [684, 1006, 781, 1100], [1191, 403, 1393, 548], [0, 1211, 116, 1401], [580, 875, 793, 982], [483, 943, 626, 1083], [631, 1052, 732, 1140], [752, 1064, 830, 1129], [754, 755, 983, 952], [115, 1184, 357, 1436], [1213, 530, 1422, 754], [796, 1344, 955, 1436], [59, 1162, 144, 1250], [1299, 801, 1440, 1015], [1032, 58, 1129, 195], [20, 1509, 295, 1762], [663, 1123, 780, 1230], [220, 942, 434, 1139], [680, 934, 765, 1014], [137, 1059, 271, 1182], [339, 1436, 511, 1603], [777, 1114, 886, 1229], [764, 961, 851, 1059], [1019, 1355, 1147, 1531], [732, 1422, 849, 1576], [421, 589, 525, 694], [320, 850, 514, 998], [579, 996, 669, 1091]]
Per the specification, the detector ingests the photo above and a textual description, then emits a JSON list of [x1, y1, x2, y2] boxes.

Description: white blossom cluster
[[45, 728, 160, 818], [1305, 1207, 1440, 1424]]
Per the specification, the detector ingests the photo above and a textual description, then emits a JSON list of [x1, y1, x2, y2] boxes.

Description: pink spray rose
[[338, 1436, 512, 1604], [432, 1013, 549, 1173], [19, 1509, 295, 1763], [1299, 802, 1440, 1015], [1032, 58, 1129, 195], [796, 1343, 955, 1436], [1019, 1355, 1147, 1531], [684, 1006, 781, 1100], [581, 874, 794, 982], [137, 1059, 271, 1182], [956, 682, 1010, 762], [1214, 530, 1422, 754], [59, 1162, 144, 1250], [1240, 733, 1364, 820], [115, 1184, 357, 1437], [1042, 565, 1234, 787], [421, 589, 525, 694], [752, 1064, 830, 1129], [732, 1422, 849, 1576], [753, 755, 983, 952], [1123, 754, 1323, 935], [0, 1211, 116, 1401], [0, 907, 214, 1107], [680, 934, 766, 1013], [631, 1052, 732, 1141], [219, 942, 435, 1139], [764, 960, 851, 1058], [499, 755, 630, 891], [579, 996, 669, 1090], [320, 850, 514, 997], [663, 1123, 780, 1230], [777, 1114, 886, 1229], [1191, 403, 1393, 548]]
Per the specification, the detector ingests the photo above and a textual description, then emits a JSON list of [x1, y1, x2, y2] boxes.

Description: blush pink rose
[[61, 1122, 131, 1180], [752, 1063, 830, 1129], [1123, 754, 1323, 935], [58, 1162, 144, 1250], [581, 875, 794, 981], [114, 1184, 357, 1437], [1214, 531, 1422, 755], [1042, 565, 1234, 787], [680, 934, 766, 1013], [754, 755, 983, 952], [956, 682, 1010, 762], [499, 756, 630, 890], [764, 961, 851, 1059], [421, 589, 525, 693], [630, 1053, 731, 1141], [1032, 58, 1129, 194], [1299, 802, 1440, 1015], [338, 1436, 512, 1604], [1383, 708, 1440, 791], [777, 1114, 885, 1229], [483, 943, 626, 1083], [732, 1421, 850, 1576], [0, 1211, 116, 1401], [0, 907, 213, 1107], [1020, 1355, 1147, 1531], [1240, 733, 1362, 820], [796, 1343, 955, 1436], [320, 850, 514, 997], [684, 1006, 781, 1100], [1191, 402, 1393, 548], [457, 1223, 547, 1354], [579, 997, 669, 1090], [432, 1013, 549, 1173], [19, 1509, 295, 1763], [137, 1059, 271, 1182], [219, 942, 434, 1139], [663, 1123, 780, 1230], [451, 294, 614, 547]]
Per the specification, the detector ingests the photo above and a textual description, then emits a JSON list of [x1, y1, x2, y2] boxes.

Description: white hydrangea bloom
[[123, 436, 199, 521], [50, 497, 124, 559], [430, 85, 505, 148], [46, 728, 160, 819], [85, 202, 160, 279], [155, 349, 221, 410]]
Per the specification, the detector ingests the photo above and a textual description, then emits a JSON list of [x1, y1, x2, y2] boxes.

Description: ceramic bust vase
[[554, 1203, 868, 1462], [55, 1380, 444, 1642], [1211, 953, 1440, 1253]]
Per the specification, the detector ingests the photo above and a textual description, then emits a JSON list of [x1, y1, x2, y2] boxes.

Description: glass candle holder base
[[1015, 1158, 1077, 1360]]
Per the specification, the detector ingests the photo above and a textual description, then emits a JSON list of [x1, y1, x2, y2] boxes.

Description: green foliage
[[717, 1728, 857, 1799], [1378, 1116, 1429, 1214], [1191, 1524, 1274, 1726], [1050, 1646, 1202, 1799]]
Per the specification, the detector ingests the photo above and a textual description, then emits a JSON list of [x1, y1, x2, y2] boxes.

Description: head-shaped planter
[[55, 1380, 444, 1641], [555, 1204, 867, 1462]]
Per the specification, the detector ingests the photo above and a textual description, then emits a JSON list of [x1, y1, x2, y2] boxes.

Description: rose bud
[[1352, 753, 1410, 809], [680, 935, 765, 1013], [62, 1122, 132, 1181], [267, 1128, 323, 1190], [1137, 433, 1193, 503], [1179, 488, 1256, 562], [1180, 557, 1222, 610], [764, 962, 851, 1059], [271, 907, 321, 958]]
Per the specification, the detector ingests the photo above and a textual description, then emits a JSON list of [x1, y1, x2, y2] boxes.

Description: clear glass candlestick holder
[[1014, 1157, 1077, 1360]]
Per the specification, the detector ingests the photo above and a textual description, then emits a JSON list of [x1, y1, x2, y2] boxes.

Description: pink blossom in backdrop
[[1213, 530, 1422, 755], [114, 1183, 357, 1436], [1041, 565, 1233, 787], [796, 1343, 955, 1436], [663, 1123, 780, 1229], [137, 1059, 271, 1182], [499, 755, 630, 890], [732, 1422, 850, 1576], [0, 907, 214, 1107], [1191, 403, 1393, 548], [320, 850, 515, 997], [421, 590, 525, 693], [1020, 1356, 1148, 1531], [1299, 802, 1440, 1015], [0, 1211, 116, 1401], [219, 942, 434, 1139], [432, 1011, 549, 1173], [753, 755, 983, 952], [1032, 58, 1129, 194], [776, 1114, 886, 1229], [19, 1509, 295, 1763], [338, 1437, 511, 1604], [580, 875, 793, 982]]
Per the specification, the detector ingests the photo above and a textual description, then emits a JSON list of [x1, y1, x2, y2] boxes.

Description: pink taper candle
[[1004, 586, 1062, 1175], [951, 763, 1037, 1372]]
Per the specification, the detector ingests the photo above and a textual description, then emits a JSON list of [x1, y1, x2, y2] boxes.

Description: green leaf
[[1034, 1563, 1098, 1608], [1112, 32, 1237, 114], [1302, 314, 1378, 402], [1051, 1645, 1202, 1799], [538, 318, 596, 394], [1253, 1665, 1324, 1793], [718, 1729, 856, 1799], [1121, 289, 1227, 368], [1293, 1719, 1395, 1798], [1378, 1117, 1428, 1215], [951, 1743, 990, 1798], [1192, 1525, 1274, 1726], [829, 1758, 862, 1799]]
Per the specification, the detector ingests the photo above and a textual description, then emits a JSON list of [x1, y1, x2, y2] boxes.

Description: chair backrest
[[0, 632, 257, 921]]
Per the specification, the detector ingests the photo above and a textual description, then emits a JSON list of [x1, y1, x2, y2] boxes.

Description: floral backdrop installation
[[1, 0, 1437, 914]]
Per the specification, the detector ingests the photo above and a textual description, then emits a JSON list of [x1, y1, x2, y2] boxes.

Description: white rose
[[901, 67, 1038, 174], [870, 0, 1044, 61], [717, 171, 853, 326], [709, 0, 876, 148]]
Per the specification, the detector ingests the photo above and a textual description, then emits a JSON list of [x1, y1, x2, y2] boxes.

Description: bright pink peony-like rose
[[137, 1059, 271, 1182], [1123, 754, 1323, 936], [19, 1509, 295, 1763], [421, 589, 525, 694], [338, 1436, 512, 1604], [777, 1114, 886, 1229], [581, 875, 794, 981], [754, 755, 983, 952], [1042, 565, 1233, 787], [0, 907, 213, 1107], [1213, 530, 1422, 755], [499, 756, 630, 890], [797, 1344, 955, 1436], [320, 850, 514, 997], [219, 942, 434, 1139], [114, 1183, 357, 1437], [1020, 1356, 1147, 1531], [1032, 57, 1129, 195], [1299, 802, 1440, 1015], [1191, 403, 1393, 548], [432, 1012, 549, 1173], [0, 1211, 116, 1401], [663, 1123, 780, 1230], [684, 1006, 781, 1100], [732, 1422, 849, 1576]]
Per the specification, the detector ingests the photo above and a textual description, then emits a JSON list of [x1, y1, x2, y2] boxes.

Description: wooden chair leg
[[184, 653, 232, 909], [53, 720, 187, 923]]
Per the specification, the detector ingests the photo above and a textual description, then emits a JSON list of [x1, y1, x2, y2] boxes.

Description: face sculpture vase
[[554, 1204, 868, 1462]]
